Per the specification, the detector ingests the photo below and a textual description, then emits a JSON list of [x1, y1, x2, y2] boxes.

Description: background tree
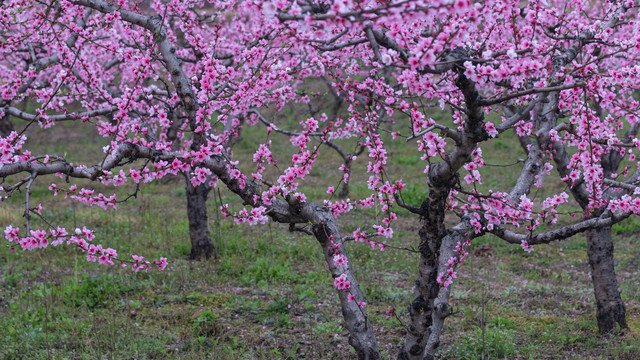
[[2, 1, 640, 359]]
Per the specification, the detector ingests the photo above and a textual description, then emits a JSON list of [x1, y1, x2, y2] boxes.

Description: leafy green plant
[[63, 274, 134, 309], [446, 327, 518, 359]]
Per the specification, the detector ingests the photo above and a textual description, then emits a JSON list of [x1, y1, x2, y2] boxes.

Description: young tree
[[2, 1, 639, 359]]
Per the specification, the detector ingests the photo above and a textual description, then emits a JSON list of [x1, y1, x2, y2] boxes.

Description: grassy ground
[[1, 109, 640, 359]]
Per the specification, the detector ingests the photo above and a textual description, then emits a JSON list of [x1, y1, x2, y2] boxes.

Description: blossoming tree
[[2, 0, 640, 359]]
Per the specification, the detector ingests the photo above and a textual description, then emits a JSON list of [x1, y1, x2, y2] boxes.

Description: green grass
[[2, 105, 640, 359]]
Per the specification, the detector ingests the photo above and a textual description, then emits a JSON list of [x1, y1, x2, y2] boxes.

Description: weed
[[62, 274, 135, 309], [445, 327, 518, 359]]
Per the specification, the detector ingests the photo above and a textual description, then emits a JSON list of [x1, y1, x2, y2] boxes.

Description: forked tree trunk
[[399, 180, 453, 360], [399, 219, 470, 360], [399, 65, 488, 360], [398, 231, 440, 360], [586, 226, 627, 333], [185, 182, 215, 260]]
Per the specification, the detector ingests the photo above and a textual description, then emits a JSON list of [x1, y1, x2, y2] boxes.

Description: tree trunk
[[185, 182, 214, 260], [0, 114, 14, 137], [398, 230, 439, 360], [310, 212, 381, 360], [399, 218, 471, 360], [397, 64, 486, 356], [586, 226, 627, 333], [399, 181, 451, 360]]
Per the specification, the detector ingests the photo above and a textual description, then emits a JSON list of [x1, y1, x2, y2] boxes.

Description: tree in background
[[2, 1, 640, 359]]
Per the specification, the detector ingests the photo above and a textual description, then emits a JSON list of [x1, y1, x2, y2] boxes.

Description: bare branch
[[603, 178, 640, 192], [406, 123, 461, 143], [3, 106, 115, 122], [496, 102, 535, 133], [24, 172, 37, 234], [364, 25, 382, 62], [491, 212, 631, 245], [478, 82, 584, 107]]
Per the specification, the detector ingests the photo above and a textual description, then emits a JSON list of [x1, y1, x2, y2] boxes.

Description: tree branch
[[478, 82, 584, 107], [3, 106, 115, 122], [491, 212, 631, 245]]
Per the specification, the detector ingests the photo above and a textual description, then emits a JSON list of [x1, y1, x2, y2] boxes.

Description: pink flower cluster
[[0, 131, 26, 164], [436, 239, 471, 288], [233, 206, 269, 225], [4, 225, 167, 271], [131, 255, 168, 272], [49, 184, 117, 210], [334, 274, 351, 291]]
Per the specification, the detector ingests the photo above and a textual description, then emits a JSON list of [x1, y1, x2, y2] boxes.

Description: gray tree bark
[[307, 205, 381, 359], [0, 114, 13, 137], [586, 228, 627, 333], [185, 181, 215, 260]]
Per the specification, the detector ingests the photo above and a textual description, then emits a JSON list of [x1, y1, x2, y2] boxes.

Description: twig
[[289, 223, 313, 236], [24, 172, 37, 234]]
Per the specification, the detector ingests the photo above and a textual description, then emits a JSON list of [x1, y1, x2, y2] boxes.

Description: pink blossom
[[334, 274, 351, 290], [521, 240, 534, 253], [333, 254, 348, 268]]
